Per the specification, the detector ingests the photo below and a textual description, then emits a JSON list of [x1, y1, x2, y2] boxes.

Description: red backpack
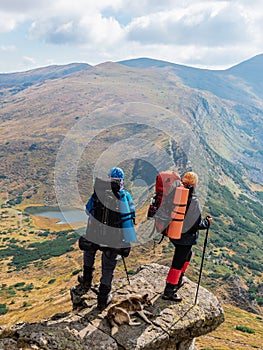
[[147, 171, 189, 239]]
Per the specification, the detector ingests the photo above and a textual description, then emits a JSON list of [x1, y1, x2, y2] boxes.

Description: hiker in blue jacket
[[78, 167, 135, 310], [162, 171, 213, 301]]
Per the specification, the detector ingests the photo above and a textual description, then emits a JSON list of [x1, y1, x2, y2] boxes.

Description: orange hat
[[182, 172, 198, 187]]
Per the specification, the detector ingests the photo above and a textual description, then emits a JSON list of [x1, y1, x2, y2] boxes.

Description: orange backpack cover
[[148, 171, 189, 239], [167, 185, 189, 239]]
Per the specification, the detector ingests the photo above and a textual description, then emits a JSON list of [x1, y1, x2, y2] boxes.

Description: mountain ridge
[[1, 53, 263, 104], [119, 55, 263, 103], [0, 62, 90, 89]]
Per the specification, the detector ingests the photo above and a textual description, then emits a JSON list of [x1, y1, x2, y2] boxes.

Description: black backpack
[[79, 177, 129, 252], [92, 177, 122, 229]]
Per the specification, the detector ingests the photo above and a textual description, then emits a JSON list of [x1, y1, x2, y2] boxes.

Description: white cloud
[[0, 0, 48, 13], [0, 0, 262, 71], [29, 14, 124, 46], [22, 55, 36, 65], [126, 3, 252, 46], [0, 44, 16, 51], [78, 15, 124, 46], [29, 19, 79, 44], [0, 0, 122, 18], [114, 0, 182, 17], [0, 14, 17, 32]]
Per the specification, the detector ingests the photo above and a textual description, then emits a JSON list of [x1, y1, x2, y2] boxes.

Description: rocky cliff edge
[[0, 263, 224, 350]]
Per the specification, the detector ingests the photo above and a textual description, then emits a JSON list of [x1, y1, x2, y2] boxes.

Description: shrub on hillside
[[0, 303, 8, 315], [48, 279, 56, 284], [235, 325, 255, 334]]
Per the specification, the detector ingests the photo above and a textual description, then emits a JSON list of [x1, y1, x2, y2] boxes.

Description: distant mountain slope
[[119, 57, 263, 181], [119, 56, 263, 104], [0, 60, 262, 193], [0, 63, 91, 89], [223, 54, 263, 99]]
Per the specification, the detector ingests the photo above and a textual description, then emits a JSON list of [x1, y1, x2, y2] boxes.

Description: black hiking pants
[[84, 247, 118, 288], [169, 241, 193, 270]]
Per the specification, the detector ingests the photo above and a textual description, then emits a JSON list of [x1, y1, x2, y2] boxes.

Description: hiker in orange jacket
[[162, 171, 213, 301]]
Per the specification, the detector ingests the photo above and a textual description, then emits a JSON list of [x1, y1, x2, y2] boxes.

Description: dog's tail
[[111, 323, 118, 336], [107, 310, 119, 336], [108, 317, 119, 336]]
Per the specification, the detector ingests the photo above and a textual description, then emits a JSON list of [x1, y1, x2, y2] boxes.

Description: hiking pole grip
[[206, 215, 212, 228], [194, 221, 210, 305]]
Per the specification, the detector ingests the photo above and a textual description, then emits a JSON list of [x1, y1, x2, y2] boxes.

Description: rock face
[[0, 263, 224, 350], [218, 275, 262, 315]]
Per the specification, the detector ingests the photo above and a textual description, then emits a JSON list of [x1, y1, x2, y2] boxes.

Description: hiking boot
[[78, 274, 92, 289], [97, 284, 112, 311], [70, 285, 87, 308], [78, 266, 94, 291], [177, 273, 185, 289], [162, 283, 182, 302]]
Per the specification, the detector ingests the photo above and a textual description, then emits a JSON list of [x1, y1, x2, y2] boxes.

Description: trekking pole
[[121, 255, 130, 285], [194, 217, 211, 305]]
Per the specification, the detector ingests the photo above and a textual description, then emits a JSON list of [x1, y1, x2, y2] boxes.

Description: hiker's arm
[[126, 192, 136, 218]]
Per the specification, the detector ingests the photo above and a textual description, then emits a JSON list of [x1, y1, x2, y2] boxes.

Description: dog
[[106, 294, 153, 335]]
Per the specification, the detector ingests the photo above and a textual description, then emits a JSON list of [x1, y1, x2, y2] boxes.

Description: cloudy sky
[[0, 0, 262, 73]]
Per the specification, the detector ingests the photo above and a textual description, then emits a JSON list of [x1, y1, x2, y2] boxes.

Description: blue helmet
[[108, 167, 125, 179]]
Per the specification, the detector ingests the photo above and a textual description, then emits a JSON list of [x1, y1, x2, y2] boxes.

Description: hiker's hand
[[206, 216, 213, 227]]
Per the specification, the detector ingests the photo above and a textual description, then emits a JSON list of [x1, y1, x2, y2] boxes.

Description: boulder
[[0, 263, 224, 350]]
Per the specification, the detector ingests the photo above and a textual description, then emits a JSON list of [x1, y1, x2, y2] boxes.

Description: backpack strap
[[153, 229, 167, 252], [185, 185, 194, 213], [167, 179, 182, 195]]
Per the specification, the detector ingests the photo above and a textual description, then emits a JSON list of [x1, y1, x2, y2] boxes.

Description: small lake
[[24, 206, 87, 224]]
